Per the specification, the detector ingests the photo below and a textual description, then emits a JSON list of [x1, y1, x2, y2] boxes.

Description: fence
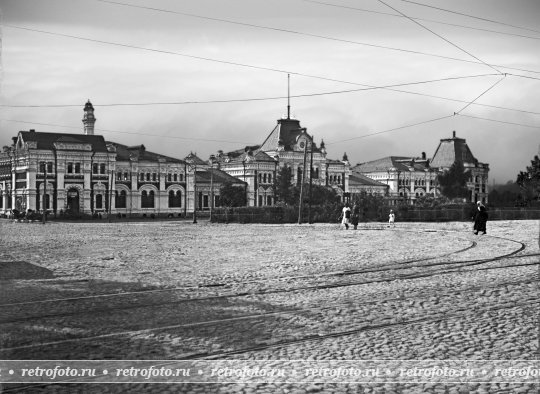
[[211, 206, 540, 223]]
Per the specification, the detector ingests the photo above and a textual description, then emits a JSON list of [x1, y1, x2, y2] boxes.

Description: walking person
[[341, 202, 351, 230], [351, 203, 360, 230], [388, 209, 395, 228], [473, 201, 488, 235]]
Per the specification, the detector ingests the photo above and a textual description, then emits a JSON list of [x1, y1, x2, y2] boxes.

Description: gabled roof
[[353, 156, 410, 172], [195, 168, 246, 185], [349, 172, 388, 187], [183, 152, 207, 166], [260, 118, 309, 152], [19, 131, 108, 152], [111, 142, 184, 163], [430, 132, 478, 169]]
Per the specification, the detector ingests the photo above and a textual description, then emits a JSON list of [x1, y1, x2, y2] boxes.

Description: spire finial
[[287, 74, 290, 119]]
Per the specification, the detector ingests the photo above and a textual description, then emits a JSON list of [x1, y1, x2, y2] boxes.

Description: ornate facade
[[352, 131, 489, 204], [215, 116, 356, 205], [0, 102, 243, 217]]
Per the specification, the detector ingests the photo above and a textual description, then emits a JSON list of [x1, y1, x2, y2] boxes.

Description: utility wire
[[95, 0, 540, 75], [0, 119, 254, 145], [397, 0, 540, 35], [456, 114, 540, 129], [325, 114, 454, 145], [301, 0, 540, 40], [454, 75, 506, 114], [0, 73, 500, 108], [377, 0, 502, 74]]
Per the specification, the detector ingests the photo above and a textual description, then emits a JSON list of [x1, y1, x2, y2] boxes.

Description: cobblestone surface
[[0, 219, 538, 393]]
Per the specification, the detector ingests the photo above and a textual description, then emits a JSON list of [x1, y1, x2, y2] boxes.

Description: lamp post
[[186, 156, 197, 224], [209, 154, 216, 223], [41, 161, 47, 224]]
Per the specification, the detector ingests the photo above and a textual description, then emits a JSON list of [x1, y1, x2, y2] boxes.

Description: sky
[[0, 0, 539, 183]]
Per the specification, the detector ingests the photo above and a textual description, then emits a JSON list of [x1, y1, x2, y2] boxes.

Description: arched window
[[139, 173, 144, 181], [258, 173, 262, 184], [168, 174, 172, 182], [141, 190, 155, 208], [124, 172, 129, 181], [116, 190, 127, 208], [146, 173, 150, 181], [152, 173, 157, 182], [268, 173, 272, 183], [169, 190, 182, 208], [93, 163, 98, 174], [95, 194, 103, 209], [263, 173, 267, 183]]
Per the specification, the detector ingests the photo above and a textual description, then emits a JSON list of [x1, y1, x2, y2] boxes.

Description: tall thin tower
[[82, 100, 96, 135]]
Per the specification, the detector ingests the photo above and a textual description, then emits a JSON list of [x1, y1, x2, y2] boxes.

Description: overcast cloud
[[1, 0, 539, 183]]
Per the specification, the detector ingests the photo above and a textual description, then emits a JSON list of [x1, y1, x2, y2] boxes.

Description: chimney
[[421, 152, 426, 160], [452, 130, 456, 138]]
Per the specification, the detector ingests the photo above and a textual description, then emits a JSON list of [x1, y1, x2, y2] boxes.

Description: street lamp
[[186, 156, 197, 224], [40, 161, 47, 224], [209, 154, 217, 223]]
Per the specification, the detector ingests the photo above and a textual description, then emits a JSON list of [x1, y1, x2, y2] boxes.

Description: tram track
[[0, 248, 535, 325], [1, 269, 537, 353]]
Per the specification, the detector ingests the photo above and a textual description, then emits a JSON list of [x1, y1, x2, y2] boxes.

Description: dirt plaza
[[0, 219, 538, 393]]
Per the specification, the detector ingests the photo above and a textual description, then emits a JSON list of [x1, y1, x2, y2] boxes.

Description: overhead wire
[[454, 75, 507, 114], [0, 119, 254, 145], [93, 0, 540, 76], [376, 0, 502, 74], [325, 115, 454, 145], [0, 73, 501, 107], [301, 0, 540, 40], [456, 114, 540, 129], [396, 0, 540, 35]]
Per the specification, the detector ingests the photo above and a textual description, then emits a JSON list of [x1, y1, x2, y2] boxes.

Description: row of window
[[128, 173, 186, 182], [115, 190, 183, 209], [398, 179, 429, 186], [257, 172, 273, 184], [329, 174, 342, 184]]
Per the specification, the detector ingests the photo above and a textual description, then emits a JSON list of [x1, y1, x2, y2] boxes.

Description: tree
[[218, 182, 246, 208], [437, 161, 469, 200], [291, 183, 339, 206], [273, 165, 295, 205], [516, 154, 540, 203]]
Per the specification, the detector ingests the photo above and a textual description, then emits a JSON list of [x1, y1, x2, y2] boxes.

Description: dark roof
[[110, 142, 184, 163], [196, 168, 246, 185], [184, 152, 208, 166], [349, 172, 388, 187], [260, 118, 315, 152], [430, 133, 478, 169], [20, 131, 108, 152], [353, 156, 429, 173]]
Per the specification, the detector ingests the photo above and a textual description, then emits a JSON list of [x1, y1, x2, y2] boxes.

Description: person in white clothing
[[388, 210, 395, 227], [341, 203, 351, 230]]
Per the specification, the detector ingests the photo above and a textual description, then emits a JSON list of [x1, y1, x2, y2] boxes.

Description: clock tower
[[82, 100, 96, 135]]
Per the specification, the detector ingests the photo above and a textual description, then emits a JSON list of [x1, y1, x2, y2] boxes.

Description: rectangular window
[[67, 162, 73, 173], [152, 173, 157, 182], [75, 163, 81, 173]]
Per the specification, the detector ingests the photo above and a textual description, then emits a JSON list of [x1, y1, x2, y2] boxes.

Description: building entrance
[[67, 189, 80, 214]]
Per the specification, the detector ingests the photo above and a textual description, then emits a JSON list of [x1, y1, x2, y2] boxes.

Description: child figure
[[388, 210, 395, 228]]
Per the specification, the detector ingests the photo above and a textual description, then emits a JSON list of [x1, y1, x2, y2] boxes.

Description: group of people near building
[[339, 201, 488, 234]]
